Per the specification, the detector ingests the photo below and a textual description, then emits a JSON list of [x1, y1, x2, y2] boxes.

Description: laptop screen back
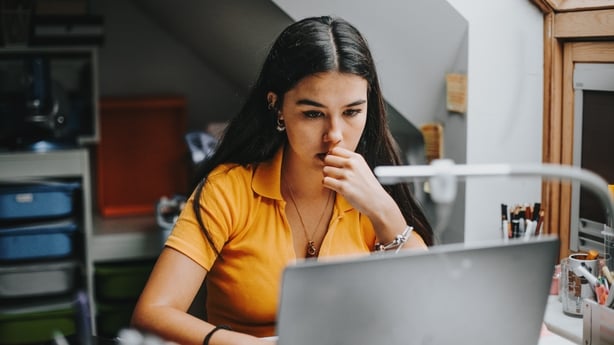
[[276, 236, 559, 345]]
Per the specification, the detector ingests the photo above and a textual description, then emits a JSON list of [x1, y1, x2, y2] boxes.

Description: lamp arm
[[374, 160, 614, 229]]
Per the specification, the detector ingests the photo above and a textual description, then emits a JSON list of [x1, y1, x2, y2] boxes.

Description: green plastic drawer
[[0, 298, 76, 345], [96, 301, 135, 338], [94, 260, 155, 301]]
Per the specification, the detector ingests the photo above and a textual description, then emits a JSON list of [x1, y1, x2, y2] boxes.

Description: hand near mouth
[[322, 147, 397, 219], [322, 146, 422, 248]]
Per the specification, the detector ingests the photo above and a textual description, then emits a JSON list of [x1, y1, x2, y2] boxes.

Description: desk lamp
[[374, 158, 614, 261]]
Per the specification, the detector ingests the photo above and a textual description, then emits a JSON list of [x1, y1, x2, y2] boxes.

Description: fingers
[[322, 152, 351, 192], [322, 162, 351, 190], [322, 147, 370, 193], [323, 147, 361, 169], [326, 146, 353, 159], [322, 152, 357, 180]]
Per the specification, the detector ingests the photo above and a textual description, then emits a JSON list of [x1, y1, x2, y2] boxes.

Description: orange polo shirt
[[165, 148, 376, 337]]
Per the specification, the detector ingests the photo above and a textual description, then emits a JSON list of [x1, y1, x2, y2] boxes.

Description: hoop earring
[[276, 117, 286, 132]]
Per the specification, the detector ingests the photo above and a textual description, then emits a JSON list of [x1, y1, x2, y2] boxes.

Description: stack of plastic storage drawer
[[95, 259, 155, 337], [0, 180, 82, 345]]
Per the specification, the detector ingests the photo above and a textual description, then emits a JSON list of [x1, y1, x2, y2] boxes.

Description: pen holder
[[561, 253, 598, 317], [559, 257, 571, 307]]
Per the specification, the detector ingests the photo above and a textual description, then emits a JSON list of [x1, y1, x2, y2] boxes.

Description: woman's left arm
[[322, 147, 426, 250]]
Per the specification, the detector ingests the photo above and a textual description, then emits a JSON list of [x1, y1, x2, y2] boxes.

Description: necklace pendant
[[306, 241, 317, 257]]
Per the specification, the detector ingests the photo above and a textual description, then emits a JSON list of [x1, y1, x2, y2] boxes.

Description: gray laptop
[[276, 236, 559, 345]]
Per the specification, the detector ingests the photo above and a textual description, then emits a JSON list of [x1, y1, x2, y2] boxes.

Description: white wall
[[447, 0, 544, 243]]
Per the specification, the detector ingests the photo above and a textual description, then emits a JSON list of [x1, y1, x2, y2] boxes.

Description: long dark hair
[[192, 16, 433, 254]]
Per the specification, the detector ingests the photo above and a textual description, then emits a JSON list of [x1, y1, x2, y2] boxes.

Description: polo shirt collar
[[253, 148, 284, 200], [252, 147, 353, 212]]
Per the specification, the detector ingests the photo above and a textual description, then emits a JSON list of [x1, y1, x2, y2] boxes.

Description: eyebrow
[[296, 99, 367, 107]]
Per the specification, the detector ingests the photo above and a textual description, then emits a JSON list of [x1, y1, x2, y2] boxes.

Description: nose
[[323, 116, 343, 145]]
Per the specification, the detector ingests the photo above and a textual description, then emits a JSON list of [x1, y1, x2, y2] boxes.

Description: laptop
[[275, 236, 559, 345]]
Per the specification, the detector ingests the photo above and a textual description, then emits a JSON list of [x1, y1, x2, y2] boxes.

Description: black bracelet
[[203, 324, 232, 345]]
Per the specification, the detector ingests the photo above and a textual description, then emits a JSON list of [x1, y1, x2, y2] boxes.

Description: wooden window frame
[[531, 0, 614, 259]]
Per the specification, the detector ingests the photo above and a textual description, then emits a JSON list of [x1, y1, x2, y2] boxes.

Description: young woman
[[131, 15, 433, 345]]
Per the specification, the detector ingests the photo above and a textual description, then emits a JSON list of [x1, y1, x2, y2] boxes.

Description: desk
[[542, 295, 583, 345], [91, 326, 574, 345], [88, 296, 582, 345]]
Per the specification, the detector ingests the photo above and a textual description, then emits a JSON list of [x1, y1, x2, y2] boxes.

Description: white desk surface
[[541, 295, 583, 345]]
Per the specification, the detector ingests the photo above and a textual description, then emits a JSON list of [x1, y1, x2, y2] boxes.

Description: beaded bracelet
[[374, 225, 413, 253], [203, 325, 232, 345]]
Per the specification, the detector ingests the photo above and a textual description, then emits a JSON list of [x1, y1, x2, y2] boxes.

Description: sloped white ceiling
[[128, 0, 467, 128], [130, 0, 293, 91]]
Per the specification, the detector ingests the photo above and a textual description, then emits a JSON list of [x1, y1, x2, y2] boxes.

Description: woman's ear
[[266, 92, 278, 109]]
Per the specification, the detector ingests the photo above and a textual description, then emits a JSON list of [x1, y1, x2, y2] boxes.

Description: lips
[[316, 153, 327, 161]]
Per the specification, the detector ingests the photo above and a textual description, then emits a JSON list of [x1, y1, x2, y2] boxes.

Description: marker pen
[[533, 203, 541, 222], [518, 209, 526, 237], [535, 210, 544, 236], [602, 265, 614, 285], [502, 219, 509, 241], [523, 220, 535, 239], [525, 204, 532, 223], [511, 208, 520, 238], [574, 263, 599, 288], [605, 283, 614, 308], [501, 204, 508, 240]]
